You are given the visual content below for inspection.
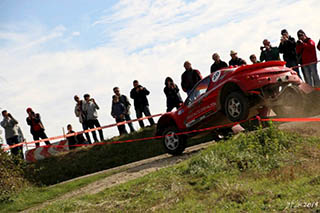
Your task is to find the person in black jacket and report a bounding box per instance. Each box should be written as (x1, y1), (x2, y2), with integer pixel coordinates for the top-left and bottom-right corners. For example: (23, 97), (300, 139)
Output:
(26, 107), (50, 147)
(111, 95), (128, 135)
(130, 80), (155, 128)
(210, 53), (228, 73)
(113, 87), (135, 133)
(229, 50), (247, 66)
(278, 29), (300, 77)
(181, 61), (202, 95)
(164, 77), (183, 112)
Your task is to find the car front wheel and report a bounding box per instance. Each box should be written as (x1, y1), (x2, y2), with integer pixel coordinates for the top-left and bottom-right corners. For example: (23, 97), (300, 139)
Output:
(224, 91), (249, 122)
(162, 126), (186, 155)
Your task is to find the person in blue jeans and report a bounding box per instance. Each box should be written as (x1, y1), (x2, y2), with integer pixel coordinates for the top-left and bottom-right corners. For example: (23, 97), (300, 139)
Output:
(1, 110), (23, 158)
(130, 80), (155, 128)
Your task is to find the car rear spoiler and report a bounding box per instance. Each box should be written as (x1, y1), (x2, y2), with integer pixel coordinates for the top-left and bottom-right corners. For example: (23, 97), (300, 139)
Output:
(232, 61), (286, 74)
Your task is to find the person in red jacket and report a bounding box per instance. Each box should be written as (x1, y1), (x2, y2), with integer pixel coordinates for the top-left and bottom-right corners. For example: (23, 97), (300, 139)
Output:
(296, 30), (320, 86)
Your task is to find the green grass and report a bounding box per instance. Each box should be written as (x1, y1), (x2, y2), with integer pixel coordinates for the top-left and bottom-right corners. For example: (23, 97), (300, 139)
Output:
(0, 167), (125, 212)
(35, 125), (320, 212)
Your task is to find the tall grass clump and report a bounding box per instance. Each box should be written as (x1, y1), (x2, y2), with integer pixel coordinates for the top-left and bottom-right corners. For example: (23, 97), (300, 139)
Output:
(182, 124), (296, 177)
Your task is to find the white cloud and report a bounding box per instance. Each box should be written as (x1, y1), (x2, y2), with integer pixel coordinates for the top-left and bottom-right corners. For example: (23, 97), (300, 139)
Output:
(1, 0), (320, 145)
(72, 31), (80, 36)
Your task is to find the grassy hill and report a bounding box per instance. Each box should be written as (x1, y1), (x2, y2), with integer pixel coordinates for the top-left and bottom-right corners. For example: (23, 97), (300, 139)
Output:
(19, 124), (320, 212)
(2, 123), (320, 212)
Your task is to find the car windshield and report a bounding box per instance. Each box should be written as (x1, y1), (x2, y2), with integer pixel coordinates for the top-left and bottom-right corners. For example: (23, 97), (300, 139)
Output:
(186, 77), (210, 105)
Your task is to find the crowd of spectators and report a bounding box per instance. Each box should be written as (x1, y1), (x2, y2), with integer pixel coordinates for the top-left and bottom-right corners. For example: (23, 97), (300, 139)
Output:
(1, 28), (320, 159)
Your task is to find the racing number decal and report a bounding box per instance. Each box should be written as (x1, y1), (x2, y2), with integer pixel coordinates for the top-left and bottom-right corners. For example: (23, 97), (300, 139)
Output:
(212, 71), (221, 82)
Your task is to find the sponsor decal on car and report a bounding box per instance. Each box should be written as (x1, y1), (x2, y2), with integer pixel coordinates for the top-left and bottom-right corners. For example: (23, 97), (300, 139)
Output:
(212, 71), (221, 82)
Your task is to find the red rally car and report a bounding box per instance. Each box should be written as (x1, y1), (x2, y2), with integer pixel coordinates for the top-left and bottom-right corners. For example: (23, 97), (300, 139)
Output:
(156, 61), (310, 155)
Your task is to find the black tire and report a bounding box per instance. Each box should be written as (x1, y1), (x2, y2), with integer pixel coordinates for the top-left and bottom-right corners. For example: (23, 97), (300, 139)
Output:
(162, 126), (186, 155)
(224, 91), (249, 122)
(272, 86), (305, 117)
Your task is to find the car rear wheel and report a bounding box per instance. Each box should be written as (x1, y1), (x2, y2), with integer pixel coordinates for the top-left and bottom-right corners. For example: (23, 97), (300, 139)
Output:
(162, 126), (186, 155)
(224, 91), (249, 122)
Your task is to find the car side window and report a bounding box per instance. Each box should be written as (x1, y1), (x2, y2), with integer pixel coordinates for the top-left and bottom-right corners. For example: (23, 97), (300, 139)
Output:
(186, 77), (210, 105)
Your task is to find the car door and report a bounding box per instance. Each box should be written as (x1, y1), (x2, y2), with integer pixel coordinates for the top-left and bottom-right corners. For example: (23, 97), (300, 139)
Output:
(184, 77), (211, 128)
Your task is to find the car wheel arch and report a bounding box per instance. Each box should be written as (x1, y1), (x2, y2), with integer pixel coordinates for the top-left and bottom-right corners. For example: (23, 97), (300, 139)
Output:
(219, 82), (243, 112)
(156, 115), (178, 136)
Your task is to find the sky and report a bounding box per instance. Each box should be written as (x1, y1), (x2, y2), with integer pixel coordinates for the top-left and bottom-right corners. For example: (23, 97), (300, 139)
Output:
(1, 0), (320, 147)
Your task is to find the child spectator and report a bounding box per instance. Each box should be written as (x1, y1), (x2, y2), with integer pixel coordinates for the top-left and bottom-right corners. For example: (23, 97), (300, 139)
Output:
(111, 95), (128, 135)
(66, 124), (87, 150)
(164, 77), (183, 112)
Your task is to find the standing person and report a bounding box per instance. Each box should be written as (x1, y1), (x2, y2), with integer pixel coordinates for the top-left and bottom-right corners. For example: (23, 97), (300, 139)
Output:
(66, 124), (77, 150)
(181, 61), (202, 95)
(113, 87), (135, 133)
(26, 107), (51, 147)
(164, 77), (183, 112)
(210, 53), (228, 73)
(74, 95), (91, 144)
(296, 30), (320, 86)
(82, 94), (104, 143)
(278, 29), (300, 77)
(249, 54), (260, 64)
(1, 110), (23, 158)
(229, 50), (247, 66)
(111, 95), (128, 135)
(130, 80), (155, 128)
(260, 39), (280, 62)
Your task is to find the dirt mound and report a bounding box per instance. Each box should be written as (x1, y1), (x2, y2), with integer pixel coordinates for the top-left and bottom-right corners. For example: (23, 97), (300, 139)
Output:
(279, 116), (320, 137)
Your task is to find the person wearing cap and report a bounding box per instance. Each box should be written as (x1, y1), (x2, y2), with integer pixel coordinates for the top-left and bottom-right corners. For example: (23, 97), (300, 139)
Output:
(229, 50), (246, 66)
(296, 29), (320, 86)
(1, 110), (23, 158)
(210, 53), (228, 73)
(278, 29), (300, 77)
(181, 61), (202, 95)
(249, 54), (260, 64)
(26, 108), (51, 147)
(82, 94), (104, 142)
(259, 39), (280, 62)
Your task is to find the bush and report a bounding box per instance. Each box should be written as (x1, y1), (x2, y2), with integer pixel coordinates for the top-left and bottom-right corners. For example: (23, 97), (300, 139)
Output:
(182, 124), (296, 177)
(0, 149), (28, 203)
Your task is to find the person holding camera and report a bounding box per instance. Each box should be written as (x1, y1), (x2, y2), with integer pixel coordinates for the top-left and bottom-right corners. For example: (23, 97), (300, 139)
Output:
(74, 95), (91, 144)
(296, 29), (320, 86)
(111, 95), (128, 135)
(259, 39), (280, 62)
(130, 80), (155, 128)
(82, 94), (104, 143)
(278, 29), (300, 77)
(113, 87), (135, 133)
(26, 107), (51, 147)
(1, 110), (23, 158)
(164, 77), (183, 112)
